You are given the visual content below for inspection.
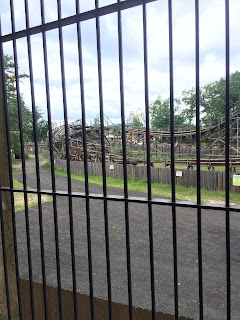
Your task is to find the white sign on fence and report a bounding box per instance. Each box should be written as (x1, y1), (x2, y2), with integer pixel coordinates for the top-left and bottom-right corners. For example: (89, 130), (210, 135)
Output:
(233, 175), (240, 186)
(176, 170), (183, 177)
(110, 164), (114, 170)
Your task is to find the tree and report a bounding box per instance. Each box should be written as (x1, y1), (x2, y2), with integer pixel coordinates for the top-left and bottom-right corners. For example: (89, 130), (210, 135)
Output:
(31, 106), (48, 142)
(132, 115), (142, 129)
(182, 88), (199, 126)
(4, 54), (48, 156)
(182, 71), (240, 126)
(201, 72), (240, 124)
(4, 55), (31, 157)
(150, 96), (184, 130)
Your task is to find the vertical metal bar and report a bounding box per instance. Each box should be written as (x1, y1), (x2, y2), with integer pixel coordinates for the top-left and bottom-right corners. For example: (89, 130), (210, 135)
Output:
(23, 1), (48, 318)
(0, 191), (11, 320)
(9, 1), (35, 318)
(225, 0), (231, 319)
(237, 116), (239, 153)
(56, 1), (78, 319)
(195, 1), (203, 319)
(142, 3), (155, 319)
(40, 1), (63, 318)
(75, 1), (95, 319)
(0, 20), (22, 320)
(117, 1), (133, 319)
(94, 1), (112, 319)
(168, 0), (178, 318)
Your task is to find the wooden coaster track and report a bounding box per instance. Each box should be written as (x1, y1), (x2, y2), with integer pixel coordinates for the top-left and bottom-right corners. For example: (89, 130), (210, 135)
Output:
(49, 110), (240, 168)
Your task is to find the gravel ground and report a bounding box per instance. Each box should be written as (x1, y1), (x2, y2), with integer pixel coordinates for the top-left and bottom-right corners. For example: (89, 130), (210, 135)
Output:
(14, 158), (240, 320)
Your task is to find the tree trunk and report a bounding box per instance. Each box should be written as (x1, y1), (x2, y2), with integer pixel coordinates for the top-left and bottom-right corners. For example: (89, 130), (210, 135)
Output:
(0, 58), (19, 319)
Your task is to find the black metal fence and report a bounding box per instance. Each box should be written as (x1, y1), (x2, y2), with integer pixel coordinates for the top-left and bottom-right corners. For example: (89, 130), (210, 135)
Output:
(0, 0), (236, 319)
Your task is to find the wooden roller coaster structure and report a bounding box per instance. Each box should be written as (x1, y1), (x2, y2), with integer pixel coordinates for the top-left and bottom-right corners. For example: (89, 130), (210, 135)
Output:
(52, 122), (110, 162)
(51, 109), (240, 169)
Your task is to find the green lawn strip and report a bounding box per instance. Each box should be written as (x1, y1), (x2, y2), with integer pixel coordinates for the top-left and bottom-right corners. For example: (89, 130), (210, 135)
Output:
(43, 162), (240, 205)
(13, 178), (52, 212)
(39, 152), (50, 160)
(25, 151), (49, 159)
(140, 162), (240, 173)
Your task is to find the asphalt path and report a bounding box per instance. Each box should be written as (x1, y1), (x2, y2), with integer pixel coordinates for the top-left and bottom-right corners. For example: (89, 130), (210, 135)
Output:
(14, 158), (240, 319)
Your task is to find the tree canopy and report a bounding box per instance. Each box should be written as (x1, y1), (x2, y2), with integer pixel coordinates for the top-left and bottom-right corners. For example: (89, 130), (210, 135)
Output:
(132, 115), (143, 129)
(4, 54), (48, 156)
(150, 70), (240, 129)
(200, 71), (240, 124)
(150, 97), (185, 130)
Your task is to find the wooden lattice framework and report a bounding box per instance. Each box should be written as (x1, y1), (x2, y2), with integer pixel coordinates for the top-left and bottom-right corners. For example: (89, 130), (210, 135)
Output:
(50, 110), (240, 169)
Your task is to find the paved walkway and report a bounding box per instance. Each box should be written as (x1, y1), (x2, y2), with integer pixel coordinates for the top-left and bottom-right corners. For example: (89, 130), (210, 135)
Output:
(14, 158), (240, 319)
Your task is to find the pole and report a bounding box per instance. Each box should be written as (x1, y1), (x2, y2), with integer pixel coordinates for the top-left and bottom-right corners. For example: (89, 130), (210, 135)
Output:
(237, 116), (239, 153)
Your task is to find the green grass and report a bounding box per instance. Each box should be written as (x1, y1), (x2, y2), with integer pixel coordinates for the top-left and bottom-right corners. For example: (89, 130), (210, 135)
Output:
(39, 152), (49, 159)
(138, 162), (240, 173)
(43, 162), (240, 205)
(149, 162), (230, 171)
(25, 151), (49, 159)
(11, 152), (51, 212)
(13, 178), (52, 212)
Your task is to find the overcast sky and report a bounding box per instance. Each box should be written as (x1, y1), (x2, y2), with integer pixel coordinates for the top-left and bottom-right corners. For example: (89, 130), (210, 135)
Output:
(1, 0), (240, 124)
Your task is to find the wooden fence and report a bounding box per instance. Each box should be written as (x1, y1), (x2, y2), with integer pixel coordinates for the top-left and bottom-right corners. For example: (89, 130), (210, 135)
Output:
(55, 159), (240, 193)
(19, 279), (193, 320)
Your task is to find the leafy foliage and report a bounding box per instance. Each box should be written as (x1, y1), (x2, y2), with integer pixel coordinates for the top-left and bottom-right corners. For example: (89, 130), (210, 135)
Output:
(4, 54), (48, 156)
(181, 71), (240, 125)
(132, 115), (142, 129)
(30, 106), (48, 142)
(150, 97), (185, 130)
(151, 71), (240, 128)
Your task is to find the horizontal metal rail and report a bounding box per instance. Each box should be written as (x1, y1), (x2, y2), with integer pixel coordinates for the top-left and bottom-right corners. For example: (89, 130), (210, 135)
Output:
(0, 0), (157, 43)
(1, 187), (239, 212)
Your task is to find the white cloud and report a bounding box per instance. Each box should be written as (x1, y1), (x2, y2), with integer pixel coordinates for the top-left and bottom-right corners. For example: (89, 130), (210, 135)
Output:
(2, 0), (240, 123)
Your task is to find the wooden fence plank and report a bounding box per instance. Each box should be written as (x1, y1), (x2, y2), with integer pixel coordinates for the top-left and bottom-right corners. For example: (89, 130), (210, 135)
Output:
(55, 160), (240, 193)
(77, 293), (91, 320)
(96, 298), (108, 320)
(20, 280), (194, 320)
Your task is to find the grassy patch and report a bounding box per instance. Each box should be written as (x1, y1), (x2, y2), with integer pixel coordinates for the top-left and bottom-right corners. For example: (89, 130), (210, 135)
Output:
(13, 178), (52, 212)
(139, 162), (240, 173)
(25, 151), (49, 159)
(43, 162), (240, 205)
(39, 152), (49, 159)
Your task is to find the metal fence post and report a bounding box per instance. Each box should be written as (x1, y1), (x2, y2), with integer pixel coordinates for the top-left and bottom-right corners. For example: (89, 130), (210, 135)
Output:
(0, 57), (19, 319)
